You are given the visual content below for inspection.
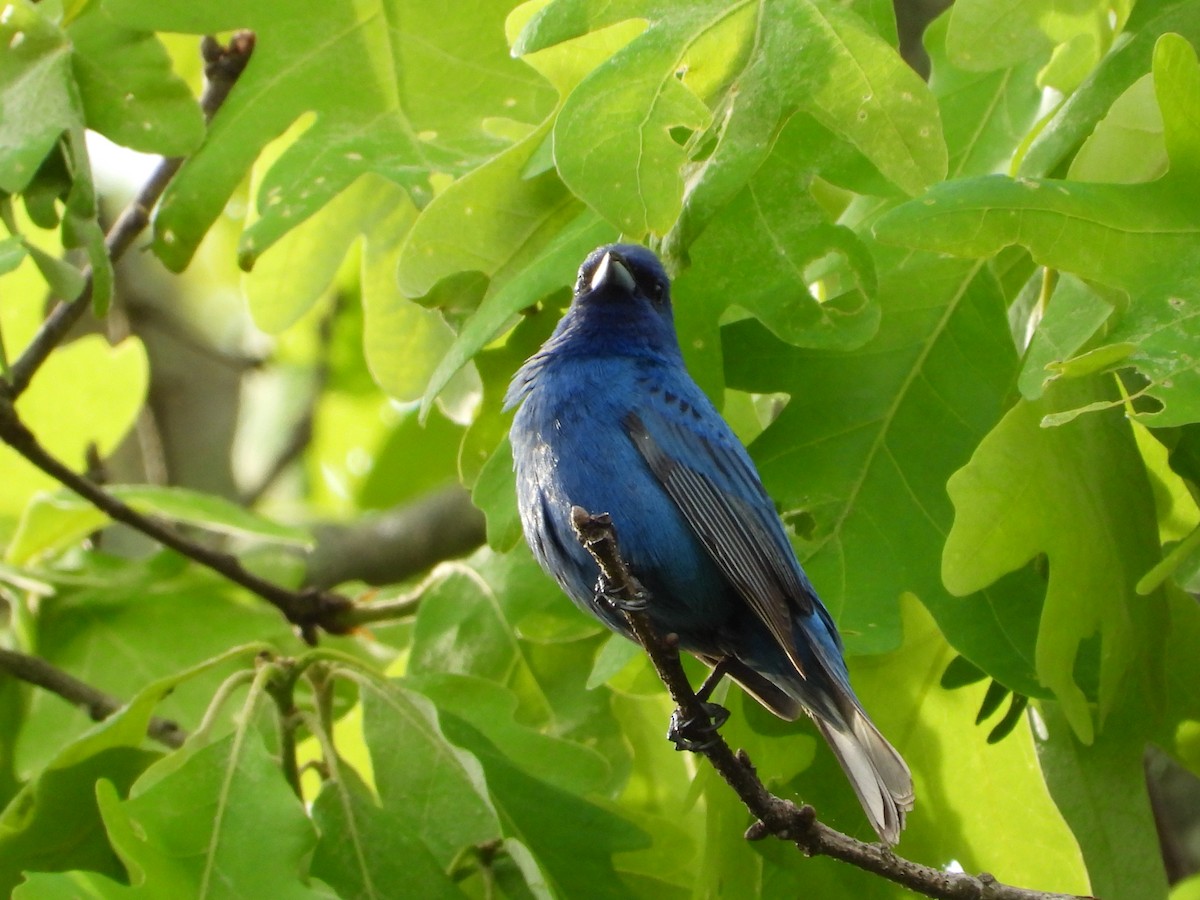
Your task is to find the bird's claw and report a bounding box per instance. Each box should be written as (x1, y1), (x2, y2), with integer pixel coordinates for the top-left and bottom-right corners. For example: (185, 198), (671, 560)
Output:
(595, 575), (649, 612)
(668, 702), (730, 751)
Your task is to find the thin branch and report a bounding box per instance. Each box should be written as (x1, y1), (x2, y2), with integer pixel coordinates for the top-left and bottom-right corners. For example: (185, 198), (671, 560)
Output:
(4, 32), (256, 398)
(569, 507), (1093, 900)
(0, 395), (353, 643)
(0, 648), (184, 748)
(240, 293), (340, 507)
(333, 591), (422, 627)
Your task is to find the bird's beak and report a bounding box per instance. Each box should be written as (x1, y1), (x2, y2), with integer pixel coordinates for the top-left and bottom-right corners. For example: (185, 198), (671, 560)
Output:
(589, 251), (637, 294)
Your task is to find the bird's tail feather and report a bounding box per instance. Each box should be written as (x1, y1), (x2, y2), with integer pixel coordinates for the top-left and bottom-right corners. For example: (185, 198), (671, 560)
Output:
(815, 710), (913, 845)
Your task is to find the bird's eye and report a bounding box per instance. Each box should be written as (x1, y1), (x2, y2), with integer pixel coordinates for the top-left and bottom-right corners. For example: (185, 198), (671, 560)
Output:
(649, 281), (666, 304)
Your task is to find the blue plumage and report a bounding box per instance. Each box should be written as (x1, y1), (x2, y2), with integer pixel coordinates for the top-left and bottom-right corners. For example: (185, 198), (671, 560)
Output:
(506, 244), (913, 843)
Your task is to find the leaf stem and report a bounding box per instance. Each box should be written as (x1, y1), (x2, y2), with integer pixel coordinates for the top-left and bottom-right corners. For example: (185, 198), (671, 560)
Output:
(265, 658), (304, 799)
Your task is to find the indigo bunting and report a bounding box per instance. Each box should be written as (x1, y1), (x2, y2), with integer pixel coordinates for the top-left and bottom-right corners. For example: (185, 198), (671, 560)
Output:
(506, 244), (913, 843)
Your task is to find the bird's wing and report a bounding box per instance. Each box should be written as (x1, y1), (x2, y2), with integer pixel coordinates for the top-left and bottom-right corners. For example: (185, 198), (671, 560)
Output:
(624, 407), (815, 677)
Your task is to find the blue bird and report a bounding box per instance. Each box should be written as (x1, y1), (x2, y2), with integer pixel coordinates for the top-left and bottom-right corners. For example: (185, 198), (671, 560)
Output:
(506, 244), (913, 843)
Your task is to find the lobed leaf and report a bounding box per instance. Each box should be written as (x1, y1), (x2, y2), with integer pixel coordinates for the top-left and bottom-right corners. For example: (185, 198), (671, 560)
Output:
(103, 0), (556, 270)
(942, 383), (1167, 742)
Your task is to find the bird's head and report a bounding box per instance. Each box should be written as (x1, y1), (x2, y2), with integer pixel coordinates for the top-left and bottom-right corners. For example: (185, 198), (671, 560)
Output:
(574, 244), (671, 309)
(505, 244), (681, 406)
(559, 244), (679, 352)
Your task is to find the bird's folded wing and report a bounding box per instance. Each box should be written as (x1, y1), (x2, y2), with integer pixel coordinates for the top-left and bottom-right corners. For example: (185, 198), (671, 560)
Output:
(623, 409), (814, 676)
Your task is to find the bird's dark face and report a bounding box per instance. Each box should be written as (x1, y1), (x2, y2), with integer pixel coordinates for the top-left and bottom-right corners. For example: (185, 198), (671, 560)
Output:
(515, 244), (684, 375)
(505, 244), (681, 405)
(573, 244), (673, 321)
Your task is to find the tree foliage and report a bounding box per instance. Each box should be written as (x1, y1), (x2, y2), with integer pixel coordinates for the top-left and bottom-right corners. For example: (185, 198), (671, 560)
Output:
(1, 0), (1199, 897)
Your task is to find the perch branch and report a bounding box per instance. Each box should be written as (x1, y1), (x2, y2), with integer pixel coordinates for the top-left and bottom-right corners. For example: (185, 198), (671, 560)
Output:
(4, 32), (256, 398)
(0, 648), (184, 748)
(569, 506), (1092, 900)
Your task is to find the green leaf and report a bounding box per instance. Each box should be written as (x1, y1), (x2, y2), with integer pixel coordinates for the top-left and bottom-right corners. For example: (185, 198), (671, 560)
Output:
(1036, 701), (1169, 900)
(99, 727), (320, 897)
(406, 548), (629, 774)
(356, 409), (465, 510)
(879, 34), (1200, 427)
(0, 336), (147, 524)
(434, 712), (649, 899)
(520, 0), (946, 238)
(103, 0), (555, 270)
(1021, 1), (1200, 177)
(925, 12), (1045, 179)
(360, 184), (467, 406)
(855, 599), (1088, 892)
(396, 122), (574, 300)
(242, 175), (402, 334)
(942, 382), (1167, 742)
(355, 678), (501, 867)
(1017, 274), (1116, 401)
(1058, 283), (1200, 427)
(1068, 74), (1167, 184)
(408, 673), (610, 797)
(7, 485), (312, 566)
(722, 249), (1027, 677)
(878, 35), (1200, 286)
(671, 114), (882, 399)
(0, 237), (28, 276)
(0, 644), (266, 896)
(874, 172), (1200, 295)
(1175, 874), (1200, 900)
(0, 1), (81, 194)
(68, 1), (204, 155)
(472, 437), (523, 552)
(945, 0), (1131, 88)
(416, 208), (614, 417)
(0, 747), (160, 897)
(311, 761), (465, 900)
(410, 562), (555, 724)
(22, 243), (85, 301)
(16, 563), (296, 774)
(550, 13), (711, 235)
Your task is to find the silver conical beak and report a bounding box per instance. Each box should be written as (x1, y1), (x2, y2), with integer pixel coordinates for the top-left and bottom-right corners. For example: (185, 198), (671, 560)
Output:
(589, 251), (637, 293)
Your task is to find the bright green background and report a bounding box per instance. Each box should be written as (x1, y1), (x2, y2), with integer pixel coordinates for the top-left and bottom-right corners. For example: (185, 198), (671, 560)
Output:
(3, 0), (1200, 897)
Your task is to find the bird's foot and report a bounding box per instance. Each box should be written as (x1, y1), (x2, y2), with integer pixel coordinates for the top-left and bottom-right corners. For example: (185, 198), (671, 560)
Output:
(595, 574), (649, 612)
(668, 702), (730, 752)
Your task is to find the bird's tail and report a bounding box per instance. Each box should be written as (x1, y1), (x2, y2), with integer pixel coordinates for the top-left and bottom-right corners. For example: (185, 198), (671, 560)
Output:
(814, 707), (913, 845)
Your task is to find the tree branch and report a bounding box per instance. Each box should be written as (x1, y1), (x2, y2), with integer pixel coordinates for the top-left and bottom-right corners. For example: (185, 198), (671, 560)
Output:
(569, 507), (1093, 900)
(3, 32), (255, 398)
(304, 486), (485, 590)
(0, 648), (184, 748)
(0, 395), (353, 643)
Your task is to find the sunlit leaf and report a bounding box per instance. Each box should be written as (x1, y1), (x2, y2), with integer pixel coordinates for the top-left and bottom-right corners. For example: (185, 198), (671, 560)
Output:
(942, 382), (1167, 741)
(103, 0), (556, 270)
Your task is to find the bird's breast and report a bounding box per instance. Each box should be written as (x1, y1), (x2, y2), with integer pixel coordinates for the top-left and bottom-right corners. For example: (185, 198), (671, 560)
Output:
(511, 358), (740, 645)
